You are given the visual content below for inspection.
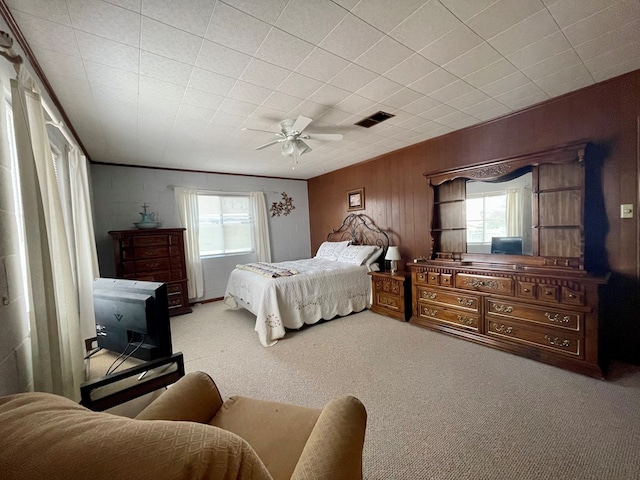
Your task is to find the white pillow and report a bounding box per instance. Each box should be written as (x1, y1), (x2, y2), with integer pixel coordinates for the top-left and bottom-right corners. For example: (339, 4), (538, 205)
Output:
(315, 241), (349, 261)
(337, 245), (379, 265)
(365, 246), (383, 266)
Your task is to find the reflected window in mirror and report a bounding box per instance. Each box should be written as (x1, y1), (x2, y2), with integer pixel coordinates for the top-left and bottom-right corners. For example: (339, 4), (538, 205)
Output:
(465, 172), (533, 255)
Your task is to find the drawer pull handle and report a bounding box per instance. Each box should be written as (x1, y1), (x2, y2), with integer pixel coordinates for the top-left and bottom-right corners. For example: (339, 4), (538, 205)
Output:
(457, 297), (474, 307)
(545, 313), (571, 324)
(544, 290), (554, 295)
(424, 308), (438, 317)
(464, 278), (500, 289)
(457, 315), (474, 325)
(544, 335), (570, 348)
(568, 294), (577, 299)
(381, 298), (395, 306)
(492, 304), (513, 313)
(493, 324), (513, 334)
(146, 262), (160, 268)
(523, 288), (531, 293)
(423, 292), (437, 300)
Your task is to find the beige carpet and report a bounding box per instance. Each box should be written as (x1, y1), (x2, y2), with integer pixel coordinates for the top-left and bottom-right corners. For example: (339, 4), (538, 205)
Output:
(170, 301), (640, 480)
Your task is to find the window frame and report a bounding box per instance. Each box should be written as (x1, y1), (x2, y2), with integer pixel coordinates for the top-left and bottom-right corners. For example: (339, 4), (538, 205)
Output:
(197, 193), (254, 258)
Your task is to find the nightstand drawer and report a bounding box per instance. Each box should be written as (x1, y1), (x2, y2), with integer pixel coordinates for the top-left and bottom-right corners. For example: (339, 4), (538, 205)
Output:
(375, 293), (401, 312)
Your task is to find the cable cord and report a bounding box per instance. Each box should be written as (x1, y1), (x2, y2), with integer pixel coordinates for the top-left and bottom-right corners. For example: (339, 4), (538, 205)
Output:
(105, 335), (147, 376)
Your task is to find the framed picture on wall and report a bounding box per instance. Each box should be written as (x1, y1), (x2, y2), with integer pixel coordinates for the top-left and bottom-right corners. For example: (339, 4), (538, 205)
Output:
(347, 188), (365, 211)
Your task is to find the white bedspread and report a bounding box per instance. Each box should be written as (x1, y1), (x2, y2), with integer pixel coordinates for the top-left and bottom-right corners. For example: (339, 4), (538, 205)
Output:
(224, 258), (372, 346)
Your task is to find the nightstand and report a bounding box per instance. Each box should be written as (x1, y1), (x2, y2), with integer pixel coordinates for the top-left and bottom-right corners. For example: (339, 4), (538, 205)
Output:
(368, 271), (411, 321)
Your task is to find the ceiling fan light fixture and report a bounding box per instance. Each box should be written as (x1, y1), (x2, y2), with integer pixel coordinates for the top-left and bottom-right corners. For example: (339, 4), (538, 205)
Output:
(281, 139), (295, 156)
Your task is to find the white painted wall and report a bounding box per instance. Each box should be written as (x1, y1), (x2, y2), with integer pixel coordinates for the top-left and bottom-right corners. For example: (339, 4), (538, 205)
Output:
(90, 164), (310, 301)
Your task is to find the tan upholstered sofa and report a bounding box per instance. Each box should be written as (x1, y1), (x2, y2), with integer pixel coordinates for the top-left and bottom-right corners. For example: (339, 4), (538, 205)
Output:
(0, 371), (367, 480)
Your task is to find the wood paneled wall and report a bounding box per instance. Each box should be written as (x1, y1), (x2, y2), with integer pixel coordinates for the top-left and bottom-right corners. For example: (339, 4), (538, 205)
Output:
(309, 69), (640, 279)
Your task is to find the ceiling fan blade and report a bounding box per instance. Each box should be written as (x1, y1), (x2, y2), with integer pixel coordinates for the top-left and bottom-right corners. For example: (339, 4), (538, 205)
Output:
(255, 139), (283, 150)
(242, 127), (284, 136)
(305, 133), (343, 141)
(292, 115), (313, 133)
(296, 140), (311, 155)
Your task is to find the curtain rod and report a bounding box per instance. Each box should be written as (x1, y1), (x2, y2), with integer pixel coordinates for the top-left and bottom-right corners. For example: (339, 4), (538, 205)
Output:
(167, 185), (281, 195)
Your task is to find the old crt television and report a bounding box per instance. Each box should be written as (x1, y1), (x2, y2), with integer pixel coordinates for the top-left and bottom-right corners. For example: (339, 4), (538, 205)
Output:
(93, 278), (172, 361)
(491, 236), (523, 255)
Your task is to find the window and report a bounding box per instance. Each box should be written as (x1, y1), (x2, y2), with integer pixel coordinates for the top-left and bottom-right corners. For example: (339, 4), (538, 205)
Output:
(466, 193), (507, 244)
(198, 194), (253, 256)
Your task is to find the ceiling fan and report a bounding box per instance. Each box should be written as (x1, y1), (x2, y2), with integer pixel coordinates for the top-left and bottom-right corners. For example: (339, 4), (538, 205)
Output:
(242, 115), (343, 168)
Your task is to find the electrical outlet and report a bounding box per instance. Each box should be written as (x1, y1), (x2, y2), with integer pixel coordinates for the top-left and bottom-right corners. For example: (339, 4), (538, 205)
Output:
(620, 204), (634, 218)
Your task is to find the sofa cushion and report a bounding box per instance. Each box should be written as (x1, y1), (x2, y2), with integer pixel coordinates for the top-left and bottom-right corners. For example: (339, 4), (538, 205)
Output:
(0, 392), (272, 480)
(210, 396), (321, 480)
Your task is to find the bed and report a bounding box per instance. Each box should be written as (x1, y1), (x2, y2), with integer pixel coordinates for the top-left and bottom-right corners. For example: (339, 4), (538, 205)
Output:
(223, 214), (389, 346)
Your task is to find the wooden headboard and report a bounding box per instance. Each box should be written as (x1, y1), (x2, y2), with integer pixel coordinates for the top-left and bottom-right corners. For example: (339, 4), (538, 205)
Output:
(327, 214), (389, 250)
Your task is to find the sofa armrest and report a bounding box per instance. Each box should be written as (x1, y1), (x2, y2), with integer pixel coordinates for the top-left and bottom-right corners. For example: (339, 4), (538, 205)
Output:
(135, 371), (223, 424)
(291, 396), (367, 480)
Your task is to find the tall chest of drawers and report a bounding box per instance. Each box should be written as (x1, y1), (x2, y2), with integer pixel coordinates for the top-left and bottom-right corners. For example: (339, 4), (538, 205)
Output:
(409, 262), (607, 378)
(108, 228), (192, 316)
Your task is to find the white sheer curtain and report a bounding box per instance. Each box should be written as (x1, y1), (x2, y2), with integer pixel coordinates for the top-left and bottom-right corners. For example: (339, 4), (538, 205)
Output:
(174, 187), (204, 299)
(506, 188), (523, 237)
(11, 72), (84, 400)
(68, 147), (100, 341)
(250, 192), (271, 263)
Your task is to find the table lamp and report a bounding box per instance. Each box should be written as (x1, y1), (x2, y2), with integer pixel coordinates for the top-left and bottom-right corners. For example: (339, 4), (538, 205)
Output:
(385, 246), (401, 275)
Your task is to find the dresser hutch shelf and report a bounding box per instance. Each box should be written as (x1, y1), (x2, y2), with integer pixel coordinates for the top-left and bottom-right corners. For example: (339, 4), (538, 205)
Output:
(108, 228), (192, 316)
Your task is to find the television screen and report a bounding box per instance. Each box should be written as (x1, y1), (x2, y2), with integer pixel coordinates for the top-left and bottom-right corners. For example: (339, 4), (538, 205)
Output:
(93, 278), (172, 361)
(491, 236), (523, 255)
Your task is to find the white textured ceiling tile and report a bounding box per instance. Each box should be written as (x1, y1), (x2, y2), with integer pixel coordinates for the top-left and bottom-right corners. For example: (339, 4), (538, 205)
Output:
(218, 97), (258, 116)
(104, 0), (141, 12)
(429, 80), (475, 103)
(535, 67), (594, 96)
(462, 98), (508, 117)
(296, 48), (350, 83)
(66, 0), (140, 47)
(10, 11), (80, 56)
(419, 24), (484, 66)
(262, 91), (304, 113)
(317, 108), (354, 125)
(240, 59), (291, 90)
(351, 0), (426, 32)
(139, 78), (186, 108)
(420, 103), (458, 121)
(196, 40), (252, 78)
(334, 94), (378, 114)
(402, 95), (443, 115)
(590, 56), (640, 82)
(474, 104), (512, 121)
(396, 115), (431, 130)
(575, 19), (640, 60)
(547, 0), (625, 28)
(222, 0), (289, 24)
(4, 0), (72, 25)
(446, 88), (491, 110)
(255, 29), (315, 70)
(141, 17), (203, 64)
(308, 84), (351, 107)
(410, 68), (459, 95)
(507, 31), (572, 69)
(463, 58), (518, 88)
(288, 100), (329, 120)
(494, 82), (547, 106)
(140, 51), (192, 85)
(278, 72), (323, 98)
(31, 48), (86, 78)
(205, 2), (272, 55)
(381, 88), (423, 109)
(508, 90), (549, 110)
(355, 36), (414, 75)
(210, 110), (246, 128)
(522, 49), (582, 81)
(438, 0), (498, 22)
(188, 68), (237, 96)
(182, 88), (225, 110)
(443, 42), (503, 77)
(489, 9), (560, 57)
(276, 0), (347, 44)
(356, 76), (403, 102)
(583, 40), (640, 74)
(391, 1), (462, 51)
(384, 54), (438, 85)
(141, 0), (215, 36)
(228, 80), (273, 105)
(438, 110), (475, 127)
(76, 31), (139, 73)
(467, 0), (545, 39)
(563, 0), (640, 46)
(319, 14), (385, 61)
(84, 61), (139, 92)
(480, 71), (530, 97)
(328, 63), (379, 91)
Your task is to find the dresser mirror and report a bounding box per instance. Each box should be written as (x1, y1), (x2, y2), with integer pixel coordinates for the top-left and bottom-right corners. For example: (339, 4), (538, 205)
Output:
(427, 142), (591, 270)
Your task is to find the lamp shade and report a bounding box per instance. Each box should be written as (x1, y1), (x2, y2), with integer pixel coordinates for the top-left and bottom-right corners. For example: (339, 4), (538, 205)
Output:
(385, 246), (401, 261)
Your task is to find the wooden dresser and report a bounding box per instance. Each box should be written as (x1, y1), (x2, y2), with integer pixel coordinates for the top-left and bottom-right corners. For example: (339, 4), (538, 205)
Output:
(108, 228), (192, 316)
(369, 271), (411, 321)
(411, 142), (609, 378)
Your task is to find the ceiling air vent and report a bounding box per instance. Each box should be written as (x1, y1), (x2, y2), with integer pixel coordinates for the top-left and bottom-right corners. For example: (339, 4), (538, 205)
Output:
(355, 111), (395, 128)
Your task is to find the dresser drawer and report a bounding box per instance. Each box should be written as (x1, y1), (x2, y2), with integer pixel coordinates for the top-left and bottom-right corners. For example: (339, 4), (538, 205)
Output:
(486, 319), (582, 357)
(455, 273), (513, 295)
(135, 258), (172, 273)
(416, 286), (480, 312)
(486, 298), (581, 331)
(122, 246), (170, 260)
(417, 304), (480, 331)
(132, 235), (170, 247)
(414, 271), (428, 285)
